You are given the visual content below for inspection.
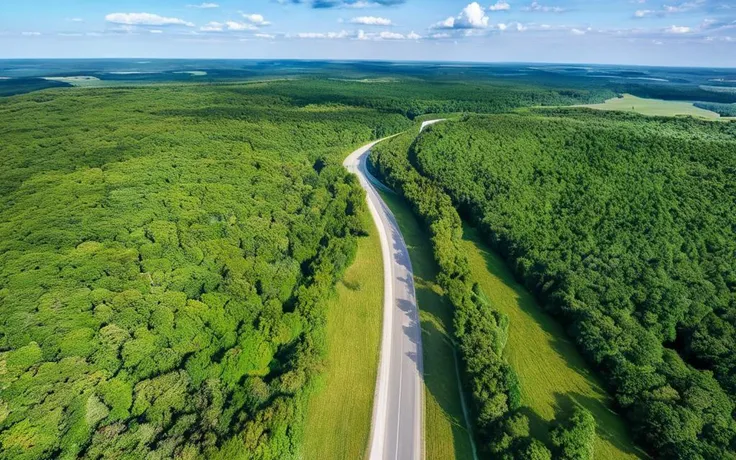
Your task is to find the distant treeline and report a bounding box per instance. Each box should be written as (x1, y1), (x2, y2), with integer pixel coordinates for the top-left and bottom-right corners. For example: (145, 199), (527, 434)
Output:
(411, 111), (736, 458)
(0, 77), (70, 97)
(694, 101), (736, 117)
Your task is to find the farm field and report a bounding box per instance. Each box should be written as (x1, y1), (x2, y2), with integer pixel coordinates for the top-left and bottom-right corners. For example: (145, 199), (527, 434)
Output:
(303, 212), (383, 460)
(460, 225), (642, 459)
(380, 191), (475, 460)
(578, 93), (720, 118)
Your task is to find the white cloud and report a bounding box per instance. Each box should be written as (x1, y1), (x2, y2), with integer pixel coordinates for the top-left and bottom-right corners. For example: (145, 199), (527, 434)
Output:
(241, 14), (271, 26)
(570, 28), (585, 35)
(105, 12), (194, 27)
(200, 21), (225, 31)
(434, 2), (490, 29)
(488, 1), (511, 11)
(523, 2), (565, 13)
(21, 31), (41, 36)
(357, 29), (422, 40)
(665, 25), (692, 33)
(150, 29), (164, 34)
(350, 16), (393, 26)
(255, 33), (276, 39)
(68, 18), (84, 22)
(634, 9), (654, 17)
(225, 20), (257, 31)
(187, 2), (219, 8)
(297, 30), (350, 39)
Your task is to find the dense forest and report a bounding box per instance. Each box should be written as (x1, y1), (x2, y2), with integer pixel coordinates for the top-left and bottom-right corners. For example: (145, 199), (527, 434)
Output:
(0, 79), (614, 459)
(0, 83), (412, 459)
(372, 132), (565, 459)
(406, 111), (736, 458)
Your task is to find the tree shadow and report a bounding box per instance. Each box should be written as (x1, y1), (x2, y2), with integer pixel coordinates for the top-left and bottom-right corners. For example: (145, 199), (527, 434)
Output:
(551, 393), (648, 458)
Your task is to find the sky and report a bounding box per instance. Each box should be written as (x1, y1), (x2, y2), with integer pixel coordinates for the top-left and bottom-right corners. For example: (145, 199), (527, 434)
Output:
(0, 0), (734, 66)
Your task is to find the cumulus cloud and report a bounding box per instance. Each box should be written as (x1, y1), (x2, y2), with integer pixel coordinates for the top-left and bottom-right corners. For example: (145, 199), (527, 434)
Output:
(200, 21), (225, 31)
(523, 2), (565, 13)
(434, 2), (490, 29)
(665, 24), (692, 33)
(225, 20), (257, 31)
(105, 12), (194, 27)
(488, 1), (511, 11)
(570, 28), (585, 35)
(241, 14), (271, 25)
(350, 16), (393, 25)
(187, 2), (219, 8)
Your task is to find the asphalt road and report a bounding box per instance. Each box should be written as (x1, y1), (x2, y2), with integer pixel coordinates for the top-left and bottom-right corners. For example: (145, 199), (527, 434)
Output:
(344, 138), (424, 460)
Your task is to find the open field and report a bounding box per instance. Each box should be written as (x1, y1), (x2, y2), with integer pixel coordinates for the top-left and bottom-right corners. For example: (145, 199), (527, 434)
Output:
(460, 226), (644, 459)
(578, 93), (720, 118)
(43, 76), (101, 86)
(303, 212), (384, 460)
(380, 192), (475, 460)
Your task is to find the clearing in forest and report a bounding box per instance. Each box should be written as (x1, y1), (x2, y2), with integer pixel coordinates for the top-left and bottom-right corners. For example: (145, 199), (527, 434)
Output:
(578, 93), (719, 118)
(461, 226), (645, 459)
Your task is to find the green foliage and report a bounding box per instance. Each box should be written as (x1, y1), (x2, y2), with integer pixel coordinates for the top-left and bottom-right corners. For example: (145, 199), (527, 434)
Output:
(371, 132), (541, 457)
(0, 81), (410, 459)
(412, 111), (736, 458)
(693, 101), (736, 117)
(550, 407), (596, 460)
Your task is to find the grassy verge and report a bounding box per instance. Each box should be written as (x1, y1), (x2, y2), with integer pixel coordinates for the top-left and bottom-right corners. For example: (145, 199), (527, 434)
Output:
(576, 93), (719, 119)
(380, 191), (475, 460)
(302, 212), (383, 460)
(461, 225), (646, 459)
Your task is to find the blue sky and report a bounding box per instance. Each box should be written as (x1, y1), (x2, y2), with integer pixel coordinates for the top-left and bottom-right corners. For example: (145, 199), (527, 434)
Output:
(0, 0), (734, 66)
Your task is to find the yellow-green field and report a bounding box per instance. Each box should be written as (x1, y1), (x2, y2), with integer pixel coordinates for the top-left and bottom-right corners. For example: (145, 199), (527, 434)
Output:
(302, 212), (383, 460)
(381, 192), (476, 460)
(461, 226), (645, 459)
(578, 93), (719, 119)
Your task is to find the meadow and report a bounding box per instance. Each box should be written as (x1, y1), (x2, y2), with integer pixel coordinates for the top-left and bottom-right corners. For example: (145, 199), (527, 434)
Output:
(578, 93), (720, 118)
(461, 226), (641, 459)
(303, 212), (383, 460)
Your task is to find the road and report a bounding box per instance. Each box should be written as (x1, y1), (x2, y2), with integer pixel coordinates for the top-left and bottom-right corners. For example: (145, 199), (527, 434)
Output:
(344, 136), (423, 460)
(343, 121), (444, 460)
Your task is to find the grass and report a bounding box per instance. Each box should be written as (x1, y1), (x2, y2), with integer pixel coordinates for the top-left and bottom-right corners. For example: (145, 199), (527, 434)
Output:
(461, 225), (646, 459)
(578, 93), (720, 119)
(380, 191), (476, 460)
(302, 211), (383, 460)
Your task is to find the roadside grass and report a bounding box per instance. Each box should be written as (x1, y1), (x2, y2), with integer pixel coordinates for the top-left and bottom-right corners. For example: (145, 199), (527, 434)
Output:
(461, 225), (646, 459)
(577, 93), (719, 119)
(380, 191), (476, 460)
(302, 211), (383, 460)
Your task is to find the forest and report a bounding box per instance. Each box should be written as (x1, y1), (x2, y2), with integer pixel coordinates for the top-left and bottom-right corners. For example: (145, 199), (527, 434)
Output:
(0, 78), (613, 459)
(0, 82), (412, 459)
(404, 110), (736, 458)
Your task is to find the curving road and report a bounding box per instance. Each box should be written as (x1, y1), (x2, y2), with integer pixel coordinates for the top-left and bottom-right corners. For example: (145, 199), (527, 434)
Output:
(344, 138), (423, 460)
(343, 121), (444, 460)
